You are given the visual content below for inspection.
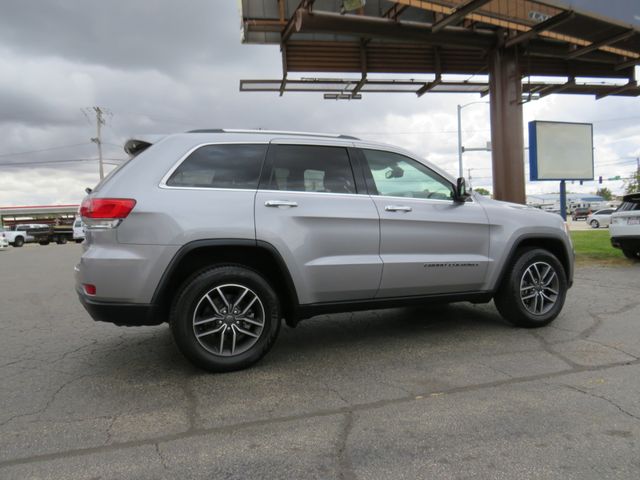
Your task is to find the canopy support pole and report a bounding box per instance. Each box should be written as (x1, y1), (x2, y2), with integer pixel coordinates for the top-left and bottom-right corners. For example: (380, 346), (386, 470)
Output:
(489, 47), (526, 204)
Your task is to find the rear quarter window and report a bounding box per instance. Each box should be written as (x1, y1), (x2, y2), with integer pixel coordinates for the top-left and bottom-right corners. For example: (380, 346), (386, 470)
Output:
(166, 144), (267, 189)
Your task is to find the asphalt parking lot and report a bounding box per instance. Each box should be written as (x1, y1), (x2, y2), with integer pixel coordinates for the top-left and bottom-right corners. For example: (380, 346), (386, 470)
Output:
(1, 245), (639, 479)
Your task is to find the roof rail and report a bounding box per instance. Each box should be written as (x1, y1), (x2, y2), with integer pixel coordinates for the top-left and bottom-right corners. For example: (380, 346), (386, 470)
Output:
(186, 128), (359, 140)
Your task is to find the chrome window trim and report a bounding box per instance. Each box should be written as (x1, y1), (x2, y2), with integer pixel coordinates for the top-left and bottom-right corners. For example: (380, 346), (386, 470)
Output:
(372, 194), (460, 205)
(158, 141), (270, 190)
(257, 189), (363, 198)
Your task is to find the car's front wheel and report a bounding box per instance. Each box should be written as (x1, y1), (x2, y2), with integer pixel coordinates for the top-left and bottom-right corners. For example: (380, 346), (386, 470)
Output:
(622, 249), (640, 261)
(170, 265), (281, 372)
(590, 220), (599, 228)
(494, 248), (568, 328)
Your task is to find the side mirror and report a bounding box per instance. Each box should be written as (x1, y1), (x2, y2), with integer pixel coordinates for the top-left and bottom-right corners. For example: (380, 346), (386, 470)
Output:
(454, 177), (469, 203)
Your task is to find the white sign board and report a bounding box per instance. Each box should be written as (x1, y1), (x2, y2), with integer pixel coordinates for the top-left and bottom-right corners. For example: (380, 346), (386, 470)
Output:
(529, 121), (594, 181)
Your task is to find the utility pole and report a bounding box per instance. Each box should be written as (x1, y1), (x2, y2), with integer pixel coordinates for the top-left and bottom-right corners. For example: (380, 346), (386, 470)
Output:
(457, 104), (463, 179)
(91, 107), (105, 180)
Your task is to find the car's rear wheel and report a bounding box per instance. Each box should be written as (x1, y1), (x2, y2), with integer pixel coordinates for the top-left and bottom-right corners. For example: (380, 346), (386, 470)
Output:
(13, 236), (24, 247)
(170, 265), (281, 372)
(622, 249), (640, 260)
(39, 241), (50, 246)
(590, 220), (599, 228)
(494, 248), (567, 328)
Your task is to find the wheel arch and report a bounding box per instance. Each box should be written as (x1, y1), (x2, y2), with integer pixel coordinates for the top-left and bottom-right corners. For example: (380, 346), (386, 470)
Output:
(152, 239), (300, 325)
(494, 234), (573, 292)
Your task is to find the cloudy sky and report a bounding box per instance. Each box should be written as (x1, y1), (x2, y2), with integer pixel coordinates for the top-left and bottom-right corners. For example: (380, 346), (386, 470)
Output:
(0, 0), (638, 206)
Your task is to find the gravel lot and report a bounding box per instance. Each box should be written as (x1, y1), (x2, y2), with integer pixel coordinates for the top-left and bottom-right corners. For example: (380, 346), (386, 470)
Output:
(1, 244), (639, 479)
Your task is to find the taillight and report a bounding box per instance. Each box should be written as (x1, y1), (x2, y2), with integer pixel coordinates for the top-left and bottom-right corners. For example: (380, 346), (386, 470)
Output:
(80, 198), (136, 229)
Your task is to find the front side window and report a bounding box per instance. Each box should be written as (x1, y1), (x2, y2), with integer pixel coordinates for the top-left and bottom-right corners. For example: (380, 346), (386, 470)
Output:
(362, 149), (454, 201)
(267, 145), (356, 194)
(166, 144), (267, 189)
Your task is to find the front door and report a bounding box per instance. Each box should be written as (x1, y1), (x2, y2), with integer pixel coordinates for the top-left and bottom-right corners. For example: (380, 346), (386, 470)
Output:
(358, 148), (490, 297)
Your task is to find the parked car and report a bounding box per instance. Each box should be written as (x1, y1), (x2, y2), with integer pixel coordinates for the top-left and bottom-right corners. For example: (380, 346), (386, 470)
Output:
(76, 129), (574, 372)
(2, 224), (49, 247)
(610, 192), (640, 260)
(72, 217), (85, 243)
(571, 207), (591, 221)
(587, 208), (615, 228)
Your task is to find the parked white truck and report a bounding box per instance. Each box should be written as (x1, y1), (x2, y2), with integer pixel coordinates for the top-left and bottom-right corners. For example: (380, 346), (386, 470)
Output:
(2, 224), (48, 247)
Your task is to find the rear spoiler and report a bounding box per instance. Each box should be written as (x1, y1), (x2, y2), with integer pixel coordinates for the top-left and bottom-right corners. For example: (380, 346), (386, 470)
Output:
(123, 135), (166, 157)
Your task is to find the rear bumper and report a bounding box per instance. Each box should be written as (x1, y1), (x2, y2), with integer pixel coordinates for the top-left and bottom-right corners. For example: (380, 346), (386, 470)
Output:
(77, 291), (164, 326)
(611, 236), (640, 250)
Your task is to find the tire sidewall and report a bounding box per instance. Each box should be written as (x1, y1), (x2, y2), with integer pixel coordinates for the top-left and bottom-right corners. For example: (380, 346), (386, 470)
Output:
(499, 248), (568, 327)
(170, 266), (280, 372)
(14, 236), (24, 247)
(590, 220), (599, 228)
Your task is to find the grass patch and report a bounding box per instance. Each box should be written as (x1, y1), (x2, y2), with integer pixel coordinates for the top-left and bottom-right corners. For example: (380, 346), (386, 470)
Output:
(570, 230), (634, 266)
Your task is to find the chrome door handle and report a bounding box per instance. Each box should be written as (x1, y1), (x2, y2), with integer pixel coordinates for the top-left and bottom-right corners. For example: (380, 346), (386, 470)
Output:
(385, 205), (412, 212)
(265, 200), (298, 207)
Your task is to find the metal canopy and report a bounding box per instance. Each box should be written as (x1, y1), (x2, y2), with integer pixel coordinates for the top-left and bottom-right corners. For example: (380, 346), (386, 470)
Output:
(240, 0), (640, 97)
(238, 0), (640, 204)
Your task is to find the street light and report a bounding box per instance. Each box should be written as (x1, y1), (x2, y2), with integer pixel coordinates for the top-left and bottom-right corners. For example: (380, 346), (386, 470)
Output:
(457, 101), (490, 179)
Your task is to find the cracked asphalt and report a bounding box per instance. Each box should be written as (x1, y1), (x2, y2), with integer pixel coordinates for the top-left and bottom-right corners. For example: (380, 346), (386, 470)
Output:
(1, 244), (639, 479)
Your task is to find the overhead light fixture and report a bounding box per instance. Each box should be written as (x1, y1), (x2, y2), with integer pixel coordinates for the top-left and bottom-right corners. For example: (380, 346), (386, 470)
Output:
(324, 93), (362, 100)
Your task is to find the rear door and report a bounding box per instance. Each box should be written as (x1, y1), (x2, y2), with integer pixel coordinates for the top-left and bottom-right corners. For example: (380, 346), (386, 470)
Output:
(357, 147), (490, 297)
(255, 140), (382, 304)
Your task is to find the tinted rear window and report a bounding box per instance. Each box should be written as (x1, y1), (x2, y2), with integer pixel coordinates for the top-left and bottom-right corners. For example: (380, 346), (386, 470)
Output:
(167, 144), (267, 189)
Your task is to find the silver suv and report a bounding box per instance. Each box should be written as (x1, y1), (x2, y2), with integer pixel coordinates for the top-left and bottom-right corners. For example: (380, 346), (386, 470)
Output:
(76, 129), (574, 372)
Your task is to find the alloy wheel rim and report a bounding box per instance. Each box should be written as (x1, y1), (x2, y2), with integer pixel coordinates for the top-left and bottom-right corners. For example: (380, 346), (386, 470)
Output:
(519, 262), (560, 316)
(192, 284), (265, 357)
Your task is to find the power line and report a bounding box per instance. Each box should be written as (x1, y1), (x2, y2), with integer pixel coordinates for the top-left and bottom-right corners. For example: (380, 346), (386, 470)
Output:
(0, 158), (125, 167)
(0, 158), (97, 167)
(0, 142), (91, 158)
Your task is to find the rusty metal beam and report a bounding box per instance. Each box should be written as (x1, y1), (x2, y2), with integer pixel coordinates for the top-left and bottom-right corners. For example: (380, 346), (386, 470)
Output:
(596, 80), (638, 100)
(415, 77), (441, 97)
(294, 10), (494, 50)
(538, 78), (576, 97)
(504, 10), (575, 48)
(566, 30), (637, 60)
(352, 40), (368, 95)
(279, 46), (288, 96)
(282, 0), (316, 43)
(416, 44), (442, 96)
(614, 57), (640, 71)
(431, 0), (492, 33)
(383, 3), (409, 20)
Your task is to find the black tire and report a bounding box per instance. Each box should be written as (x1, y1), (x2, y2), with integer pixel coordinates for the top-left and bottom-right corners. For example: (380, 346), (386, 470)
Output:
(494, 248), (568, 328)
(590, 220), (599, 229)
(13, 236), (24, 247)
(56, 237), (68, 245)
(622, 249), (640, 261)
(39, 241), (50, 246)
(75, 239), (84, 244)
(170, 265), (281, 372)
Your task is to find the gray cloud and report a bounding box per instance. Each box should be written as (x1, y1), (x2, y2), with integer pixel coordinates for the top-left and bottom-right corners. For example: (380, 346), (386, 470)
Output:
(0, 1), (638, 206)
